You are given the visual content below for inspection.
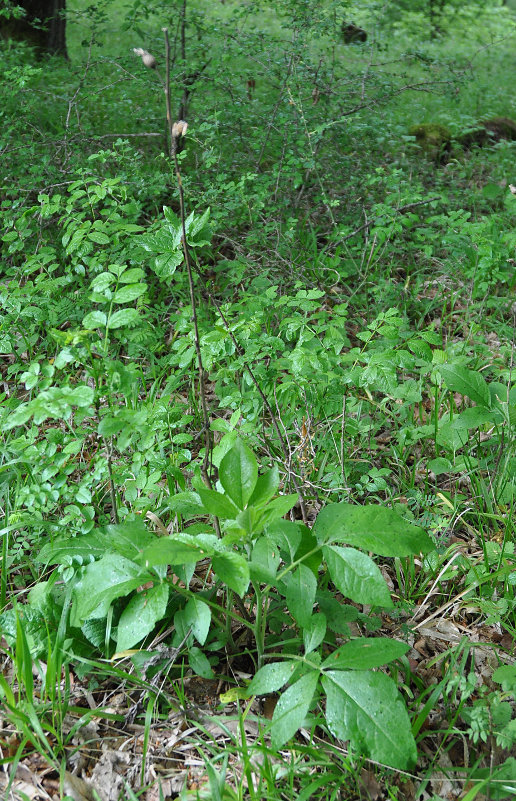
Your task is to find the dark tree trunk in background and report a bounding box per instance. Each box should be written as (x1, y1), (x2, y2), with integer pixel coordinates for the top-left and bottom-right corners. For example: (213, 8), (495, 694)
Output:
(1, 0), (67, 58)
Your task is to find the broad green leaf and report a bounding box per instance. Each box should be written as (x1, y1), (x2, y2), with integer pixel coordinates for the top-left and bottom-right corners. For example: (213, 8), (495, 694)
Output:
(5, 404), (32, 430)
(248, 465), (280, 507)
(285, 564), (317, 627)
(303, 613), (327, 655)
(322, 638), (409, 670)
(271, 671), (319, 749)
(104, 520), (156, 560)
(450, 406), (500, 429)
(90, 272), (115, 291)
(322, 670), (417, 770)
(187, 206), (211, 240)
(98, 416), (124, 437)
(67, 385), (94, 406)
(250, 536), (281, 584)
(189, 646), (214, 679)
(168, 491), (204, 517)
(219, 440), (258, 510)
(266, 520), (302, 562)
(112, 283), (147, 304)
(118, 268), (145, 283)
(314, 502), (434, 557)
(234, 506), (261, 537)
(81, 618), (107, 648)
(427, 457), (453, 475)
(212, 550), (250, 597)
(37, 530), (108, 564)
(83, 310), (107, 329)
(248, 661), (297, 695)
(258, 494), (299, 527)
(116, 583), (169, 651)
(107, 308), (140, 329)
(436, 420), (468, 450)
(197, 487), (240, 519)
(317, 591), (358, 636)
(183, 597), (211, 646)
(72, 555), (149, 623)
(153, 250), (183, 279)
(323, 545), (393, 608)
(293, 525), (322, 576)
(87, 231), (110, 245)
(407, 339), (433, 361)
(139, 535), (214, 567)
(440, 364), (491, 407)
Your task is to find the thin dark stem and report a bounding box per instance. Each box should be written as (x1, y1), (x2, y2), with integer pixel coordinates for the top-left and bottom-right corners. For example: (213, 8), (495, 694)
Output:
(163, 29), (173, 156)
(163, 29), (214, 500)
(104, 439), (119, 525)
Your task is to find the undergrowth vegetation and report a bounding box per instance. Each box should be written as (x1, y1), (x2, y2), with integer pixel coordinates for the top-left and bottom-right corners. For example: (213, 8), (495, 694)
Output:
(2, 0), (516, 798)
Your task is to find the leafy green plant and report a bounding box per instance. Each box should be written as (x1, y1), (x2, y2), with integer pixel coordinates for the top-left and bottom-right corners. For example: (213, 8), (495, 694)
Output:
(20, 438), (435, 769)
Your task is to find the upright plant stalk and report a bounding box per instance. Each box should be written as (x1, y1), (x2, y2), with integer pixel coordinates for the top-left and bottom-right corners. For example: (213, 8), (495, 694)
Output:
(163, 27), (213, 492)
(161, 27), (306, 523)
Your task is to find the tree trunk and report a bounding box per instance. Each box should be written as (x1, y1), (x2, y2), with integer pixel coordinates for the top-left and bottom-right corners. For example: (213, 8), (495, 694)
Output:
(1, 0), (67, 58)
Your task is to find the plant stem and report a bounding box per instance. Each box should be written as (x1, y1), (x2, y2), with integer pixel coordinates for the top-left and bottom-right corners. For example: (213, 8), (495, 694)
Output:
(163, 28), (214, 500)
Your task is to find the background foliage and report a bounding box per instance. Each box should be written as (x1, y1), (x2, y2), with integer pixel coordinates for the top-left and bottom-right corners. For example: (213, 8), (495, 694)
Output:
(2, 0), (516, 798)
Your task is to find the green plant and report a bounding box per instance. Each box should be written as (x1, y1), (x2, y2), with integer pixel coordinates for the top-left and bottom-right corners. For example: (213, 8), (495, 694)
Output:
(15, 437), (435, 770)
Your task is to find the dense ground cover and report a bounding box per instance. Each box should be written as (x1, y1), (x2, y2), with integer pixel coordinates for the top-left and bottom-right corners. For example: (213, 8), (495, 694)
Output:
(2, 0), (516, 798)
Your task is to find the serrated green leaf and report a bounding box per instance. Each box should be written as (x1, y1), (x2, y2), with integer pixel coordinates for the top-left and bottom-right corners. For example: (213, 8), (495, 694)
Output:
(314, 502), (434, 556)
(322, 638), (409, 670)
(440, 364), (491, 407)
(117, 583), (169, 651)
(323, 545), (393, 608)
(408, 339), (433, 361)
(322, 670), (417, 770)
